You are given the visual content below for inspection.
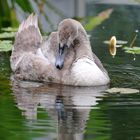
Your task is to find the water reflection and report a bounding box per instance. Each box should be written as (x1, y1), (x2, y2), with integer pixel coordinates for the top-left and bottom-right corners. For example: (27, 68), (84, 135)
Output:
(11, 79), (108, 140)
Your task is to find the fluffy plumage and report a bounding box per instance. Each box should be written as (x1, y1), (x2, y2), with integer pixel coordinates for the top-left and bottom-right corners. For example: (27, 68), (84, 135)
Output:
(10, 14), (110, 86)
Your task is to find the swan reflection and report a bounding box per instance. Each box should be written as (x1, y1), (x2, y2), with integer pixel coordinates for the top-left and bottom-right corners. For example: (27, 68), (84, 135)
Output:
(11, 80), (108, 140)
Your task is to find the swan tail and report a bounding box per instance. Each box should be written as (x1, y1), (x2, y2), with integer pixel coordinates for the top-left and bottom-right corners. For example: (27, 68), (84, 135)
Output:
(11, 14), (42, 71)
(14, 13), (42, 53)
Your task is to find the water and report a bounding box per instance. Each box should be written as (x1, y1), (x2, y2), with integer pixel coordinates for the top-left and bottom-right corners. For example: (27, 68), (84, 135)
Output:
(0, 2), (140, 140)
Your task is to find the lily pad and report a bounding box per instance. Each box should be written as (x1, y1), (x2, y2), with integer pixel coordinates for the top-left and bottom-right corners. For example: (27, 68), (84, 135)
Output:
(0, 32), (16, 39)
(123, 46), (140, 54)
(0, 40), (13, 52)
(105, 87), (139, 94)
(1, 27), (18, 32)
(103, 40), (128, 46)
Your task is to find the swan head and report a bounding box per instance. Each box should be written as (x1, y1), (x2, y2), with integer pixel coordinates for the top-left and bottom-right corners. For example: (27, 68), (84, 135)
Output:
(55, 19), (79, 69)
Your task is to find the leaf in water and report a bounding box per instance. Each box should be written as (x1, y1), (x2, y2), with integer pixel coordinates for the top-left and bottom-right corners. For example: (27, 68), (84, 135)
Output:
(103, 40), (110, 44)
(105, 87), (139, 94)
(123, 46), (140, 54)
(116, 40), (128, 45)
(0, 32), (16, 39)
(103, 40), (128, 46)
(0, 40), (13, 52)
(1, 27), (18, 32)
(84, 9), (113, 31)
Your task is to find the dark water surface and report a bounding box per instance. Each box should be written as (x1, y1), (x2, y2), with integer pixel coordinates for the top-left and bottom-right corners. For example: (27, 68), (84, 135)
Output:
(0, 2), (140, 140)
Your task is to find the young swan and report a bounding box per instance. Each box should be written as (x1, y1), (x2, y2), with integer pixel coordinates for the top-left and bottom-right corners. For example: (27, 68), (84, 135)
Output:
(10, 14), (110, 86)
(54, 19), (110, 86)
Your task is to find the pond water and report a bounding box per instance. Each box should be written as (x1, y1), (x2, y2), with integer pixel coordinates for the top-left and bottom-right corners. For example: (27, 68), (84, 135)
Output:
(0, 2), (140, 140)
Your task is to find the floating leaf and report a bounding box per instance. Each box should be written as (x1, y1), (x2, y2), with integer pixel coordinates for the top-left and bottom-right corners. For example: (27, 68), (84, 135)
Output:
(0, 40), (13, 52)
(123, 46), (140, 54)
(103, 40), (128, 46)
(0, 40), (12, 43)
(116, 40), (128, 45)
(0, 32), (16, 39)
(103, 40), (110, 44)
(84, 9), (113, 31)
(1, 27), (18, 32)
(105, 87), (139, 94)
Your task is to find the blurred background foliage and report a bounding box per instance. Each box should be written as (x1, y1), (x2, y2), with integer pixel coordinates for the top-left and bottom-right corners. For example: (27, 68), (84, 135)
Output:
(0, 0), (114, 52)
(0, 0), (65, 31)
(0, 0), (113, 33)
(0, 1), (71, 34)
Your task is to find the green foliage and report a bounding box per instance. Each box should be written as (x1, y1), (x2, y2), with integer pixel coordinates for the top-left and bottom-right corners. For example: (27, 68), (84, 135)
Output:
(14, 0), (32, 12)
(84, 9), (113, 31)
(0, 32), (16, 39)
(0, 40), (13, 52)
(1, 27), (18, 32)
(123, 46), (140, 54)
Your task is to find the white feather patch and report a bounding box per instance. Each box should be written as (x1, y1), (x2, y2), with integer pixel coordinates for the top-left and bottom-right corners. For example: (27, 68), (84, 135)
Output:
(36, 48), (48, 61)
(71, 58), (109, 86)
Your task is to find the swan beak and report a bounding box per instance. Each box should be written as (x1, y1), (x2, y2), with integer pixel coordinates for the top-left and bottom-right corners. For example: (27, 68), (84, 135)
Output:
(55, 44), (68, 70)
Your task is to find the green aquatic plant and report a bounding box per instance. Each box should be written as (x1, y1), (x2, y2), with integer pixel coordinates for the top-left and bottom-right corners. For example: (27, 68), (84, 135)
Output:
(0, 27), (16, 52)
(123, 34), (140, 55)
(0, 40), (12, 52)
(1, 27), (18, 32)
(123, 47), (140, 54)
(0, 32), (16, 39)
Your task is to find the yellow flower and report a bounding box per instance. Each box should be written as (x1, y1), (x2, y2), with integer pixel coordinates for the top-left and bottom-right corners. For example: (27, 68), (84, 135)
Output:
(109, 36), (116, 57)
